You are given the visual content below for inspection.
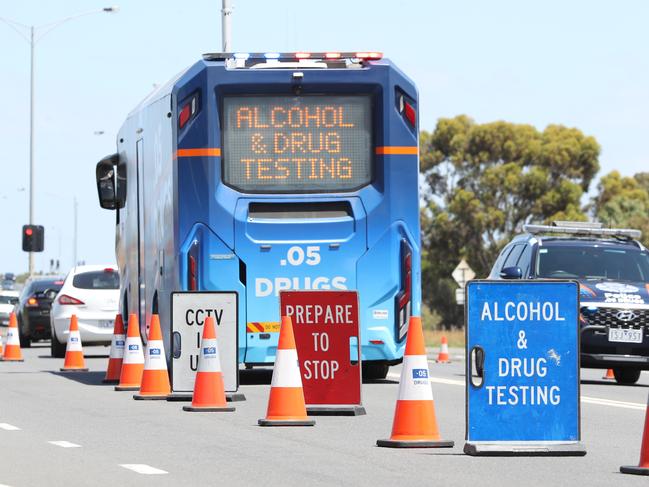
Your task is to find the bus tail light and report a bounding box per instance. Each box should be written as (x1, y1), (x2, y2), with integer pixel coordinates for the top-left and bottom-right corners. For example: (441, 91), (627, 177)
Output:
(404, 101), (416, 127)
(398, 94), (416, 128)
(188, 254), (197, 291)
(58, 294), (85, 305)
(395, 239), (412, 342)
(179, 93), (200, 129)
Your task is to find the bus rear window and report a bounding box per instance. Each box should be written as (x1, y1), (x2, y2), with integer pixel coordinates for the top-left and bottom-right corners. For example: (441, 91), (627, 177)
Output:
(222, 95), (372, 193)
(73, 271), (120, 290)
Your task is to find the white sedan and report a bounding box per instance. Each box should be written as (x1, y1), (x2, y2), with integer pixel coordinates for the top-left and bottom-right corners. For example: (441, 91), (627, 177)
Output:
(50, 265), (120, 357)
(0, 290), (19, 326)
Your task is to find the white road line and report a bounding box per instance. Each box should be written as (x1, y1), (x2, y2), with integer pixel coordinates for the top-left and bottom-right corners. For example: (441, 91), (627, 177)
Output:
(388, 374), (647, 410)
(48, 441), (82, 448)
(0, 423), (20, 431)
(120, 464), (168, 475)
(581, 396), (646, 411)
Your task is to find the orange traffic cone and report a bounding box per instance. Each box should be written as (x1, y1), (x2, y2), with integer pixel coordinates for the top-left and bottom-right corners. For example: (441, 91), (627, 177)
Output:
(115, 314), (144, 391)
(60, 315), (89, 372)
(183, 316), (235, 412)
(2, 313), (23, 362)
(436, 335), (451, 363)
(258, 316), (314, 426)
(103, 314), (125, 384)
(377, 316), (454, 448)
(0, 329), (4, 356)
(134, 314), (171, 400)
(621, 392), (649, 475)
(603, 369), (615, 380)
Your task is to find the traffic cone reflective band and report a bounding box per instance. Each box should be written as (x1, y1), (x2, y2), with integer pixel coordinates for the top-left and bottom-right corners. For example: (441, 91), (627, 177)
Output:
(134, 314), (171, 400)
(60, 315), (89, 372)
(115, 314), (144, 391)
(2, 313), (23, 362)
(603, 369), (615, 380)
(103, 314), (125, 384)
(436, 335), (451, 363)
(183, 316), (235, 412)
(258, 316), (314, 426)
(621, 392), (649, 475)
(377, 316), (453, 448)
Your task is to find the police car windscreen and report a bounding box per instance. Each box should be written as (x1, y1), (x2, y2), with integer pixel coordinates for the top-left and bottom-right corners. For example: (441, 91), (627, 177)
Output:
(537, 246), (649, 281)
(222, 96), (372, 192)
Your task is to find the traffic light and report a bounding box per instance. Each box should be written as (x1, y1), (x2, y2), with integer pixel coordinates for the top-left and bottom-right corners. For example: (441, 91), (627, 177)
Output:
(22, 225), (44, 252)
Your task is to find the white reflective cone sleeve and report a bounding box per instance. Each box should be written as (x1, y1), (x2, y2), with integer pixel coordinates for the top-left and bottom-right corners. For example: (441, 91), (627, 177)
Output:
(144, 339), (167, 371)
(66, 330), (83, 352)
(398, 354), (434, 401)
(271, 348), (303, 388)
(123, 336), (144, 364)
(198, 338), (222, 373)
(5, 328), (19, 345)
(109, 334), (125, 359)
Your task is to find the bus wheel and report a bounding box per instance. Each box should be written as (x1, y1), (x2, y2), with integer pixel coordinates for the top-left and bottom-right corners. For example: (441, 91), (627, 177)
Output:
(362, 363), (389, 380)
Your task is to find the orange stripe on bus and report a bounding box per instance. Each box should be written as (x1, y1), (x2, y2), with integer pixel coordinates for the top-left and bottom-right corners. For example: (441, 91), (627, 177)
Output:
(176, 148), (221, 158)
(375, 146), (418, 155)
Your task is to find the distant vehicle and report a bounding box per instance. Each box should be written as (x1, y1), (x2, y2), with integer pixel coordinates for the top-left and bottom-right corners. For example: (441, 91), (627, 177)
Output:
(489, 221), (649, 385)
(49, 265), (119, 358)
(2, 273), (16, 290)
(0, 290), (19, 326)
(15, 276), (64, 347)
(95, 52), (420, 379)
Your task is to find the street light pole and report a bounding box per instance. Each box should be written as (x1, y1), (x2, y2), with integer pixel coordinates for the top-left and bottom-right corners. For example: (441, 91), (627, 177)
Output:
(222, 0), (232, 52)
(73, 196), (78, 267)
(28, 26), (35, 276)
(0, 7), (119, 277)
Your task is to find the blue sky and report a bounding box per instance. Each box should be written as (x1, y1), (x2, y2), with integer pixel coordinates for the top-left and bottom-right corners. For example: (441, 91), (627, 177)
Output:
(1, 0), (647, 275)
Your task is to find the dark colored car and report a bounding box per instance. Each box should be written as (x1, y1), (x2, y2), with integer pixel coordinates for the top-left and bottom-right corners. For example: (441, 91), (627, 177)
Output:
(15, 276), (64, 347)
(489, 222), (649, 385)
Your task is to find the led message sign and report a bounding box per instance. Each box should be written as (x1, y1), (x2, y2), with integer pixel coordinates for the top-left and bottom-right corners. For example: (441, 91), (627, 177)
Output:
(223, 96), (371, 192)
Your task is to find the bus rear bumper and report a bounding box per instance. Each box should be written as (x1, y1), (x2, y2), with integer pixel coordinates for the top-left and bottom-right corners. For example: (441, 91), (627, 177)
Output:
(243, 328), (405, 364)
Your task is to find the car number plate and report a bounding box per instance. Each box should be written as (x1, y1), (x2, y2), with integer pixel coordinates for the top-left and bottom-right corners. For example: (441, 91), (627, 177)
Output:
(98, 320), (114, 329)
(608, 327), (643, 343)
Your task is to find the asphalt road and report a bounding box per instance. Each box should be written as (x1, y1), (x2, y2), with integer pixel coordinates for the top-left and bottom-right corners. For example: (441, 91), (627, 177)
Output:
(1, 342), (649, 487)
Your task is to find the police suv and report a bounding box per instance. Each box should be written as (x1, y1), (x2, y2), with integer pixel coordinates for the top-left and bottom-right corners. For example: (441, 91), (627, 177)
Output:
(489, 221), (649, 385)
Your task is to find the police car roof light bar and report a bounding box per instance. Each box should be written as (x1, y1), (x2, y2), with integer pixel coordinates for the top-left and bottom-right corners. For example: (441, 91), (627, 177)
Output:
(552, 221), (603, 230)
(523, 223), (642, 240)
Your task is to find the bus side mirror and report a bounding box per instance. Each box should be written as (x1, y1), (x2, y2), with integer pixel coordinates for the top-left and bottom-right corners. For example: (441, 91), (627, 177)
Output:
(96, 153), (120, 210)
(500, 266), (523, 280)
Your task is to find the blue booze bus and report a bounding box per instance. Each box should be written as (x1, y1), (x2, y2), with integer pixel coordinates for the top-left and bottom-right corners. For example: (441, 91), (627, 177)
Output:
(95, 51), (420, 379)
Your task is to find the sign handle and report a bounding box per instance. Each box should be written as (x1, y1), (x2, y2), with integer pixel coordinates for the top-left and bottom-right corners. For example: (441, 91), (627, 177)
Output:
(468, 346), (485, 388)
(349, 336), (359, 365)
(172, 331), (182, 359)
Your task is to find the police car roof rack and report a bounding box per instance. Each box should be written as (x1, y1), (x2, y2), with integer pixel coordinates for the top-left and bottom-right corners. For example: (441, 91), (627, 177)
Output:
(523, 221), (642, 240)
(202, 51), (382, 69)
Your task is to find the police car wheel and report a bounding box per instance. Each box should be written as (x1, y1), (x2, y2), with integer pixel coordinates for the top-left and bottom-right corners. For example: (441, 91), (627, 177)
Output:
(50, 331), (66, 358)
(613, 368), (641, 385)
(18, 329), (31, 348)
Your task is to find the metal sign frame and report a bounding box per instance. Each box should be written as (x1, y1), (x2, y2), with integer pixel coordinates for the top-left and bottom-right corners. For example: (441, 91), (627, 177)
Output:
(169, 291), (240, 400)
(464, 279), (586, 456)
(280, 290), (365, 416)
